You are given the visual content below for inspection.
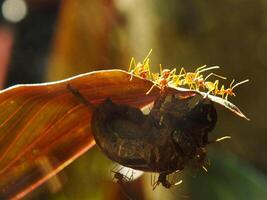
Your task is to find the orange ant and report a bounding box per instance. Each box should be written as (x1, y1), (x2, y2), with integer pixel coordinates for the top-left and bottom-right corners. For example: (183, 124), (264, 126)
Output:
(128, 49), (152, 80)
(216, 79), (249, 100)
(179, 65), (220, 90)
(204, 79), (249, 100)
(146, 64), (176, 94)
(193, 73), (226, 91)
(168, 68), (186, 88)
(204, 80), (220, 96)
(199, 73), (226, 95)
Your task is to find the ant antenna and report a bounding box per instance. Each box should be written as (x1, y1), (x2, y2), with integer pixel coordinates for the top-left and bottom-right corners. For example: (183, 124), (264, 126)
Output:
(208, 136), (231, 144)
(232, 79), (249, 90)
(215, 136), (231, 142)
(198, 66), (220, 73)
(204, 73), (226, 81)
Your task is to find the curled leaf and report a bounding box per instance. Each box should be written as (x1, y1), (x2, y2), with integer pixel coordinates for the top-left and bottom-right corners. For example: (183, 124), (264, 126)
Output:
(0, 69), (248, 199)
(203, 93), (250, 121)
(0, 70), (195, 199)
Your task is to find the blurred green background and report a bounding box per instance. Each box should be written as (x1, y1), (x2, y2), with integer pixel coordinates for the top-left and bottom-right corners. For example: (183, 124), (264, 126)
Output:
(0, 0), (266, 199)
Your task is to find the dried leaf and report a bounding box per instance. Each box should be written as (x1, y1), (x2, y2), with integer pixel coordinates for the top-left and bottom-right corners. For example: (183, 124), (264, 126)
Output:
(0, 69), (248, 199)
(0, 69), (195, 199)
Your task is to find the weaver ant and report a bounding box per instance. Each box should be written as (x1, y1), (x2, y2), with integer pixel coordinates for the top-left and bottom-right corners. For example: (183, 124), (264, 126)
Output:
(128, 49), (152, 80)
(205, 79), (249, 100)
(146, 64), (176, 94)
(179, 65), (220, 90)
(203, 73), (227, 96)
(111, 167), (134, 184)
(217, 79), (249, 100)
(191, 73), (226, 91)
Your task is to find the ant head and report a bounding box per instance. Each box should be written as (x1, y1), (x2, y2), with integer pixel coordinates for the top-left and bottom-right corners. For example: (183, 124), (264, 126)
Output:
(162, 69), (171, 78)
(226, 89), (235, 96)
(186, 73), (195, 80)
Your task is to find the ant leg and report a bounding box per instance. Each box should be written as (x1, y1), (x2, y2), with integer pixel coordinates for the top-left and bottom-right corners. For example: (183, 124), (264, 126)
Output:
(143, 49), (153, 64)
(66, 84), (95, 110)
(129, 170), (134, 182)
(128, 57), (136, 72)
(145, 59), (151, 79)
(170, 68), (177, 76)
(129, 58), (137, 81)
(146, 84), (157, 95)
(204, 88), (213, 98)
(159, 63), (163, 75)
(179, 67), (186, 76)
(229, 79), (235, 89)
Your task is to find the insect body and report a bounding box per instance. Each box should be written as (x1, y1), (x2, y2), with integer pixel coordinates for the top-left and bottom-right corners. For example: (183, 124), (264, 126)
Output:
(91, 93), (217, 188)
(217, 79), (249, 100)
(128, 49), (152, 80)
(67, 84), (217, 188)
(146, 67), (176, 94)
(204, 79), (249, 100)
(179, 65), (220, 90)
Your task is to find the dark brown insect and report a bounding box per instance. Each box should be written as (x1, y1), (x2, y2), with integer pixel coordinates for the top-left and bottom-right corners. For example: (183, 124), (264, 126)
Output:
(68, 85), (217, 188)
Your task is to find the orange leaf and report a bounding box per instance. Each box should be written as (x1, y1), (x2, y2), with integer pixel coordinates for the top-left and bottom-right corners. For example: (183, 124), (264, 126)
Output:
(0, 69), (248, 199)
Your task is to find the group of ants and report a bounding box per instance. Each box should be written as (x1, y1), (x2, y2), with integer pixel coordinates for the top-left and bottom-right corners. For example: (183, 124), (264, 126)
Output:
(128, 50), (249, 100)
(109, 51), (248, 196)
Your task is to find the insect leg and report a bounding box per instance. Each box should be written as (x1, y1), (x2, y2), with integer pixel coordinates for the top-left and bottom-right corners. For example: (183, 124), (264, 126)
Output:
(179, 67), (187, 76)
(129, 58), (137, 81)
(66, 84), (95, 110)
(143, 49), (153, 64)
(146, 83), (157, 95)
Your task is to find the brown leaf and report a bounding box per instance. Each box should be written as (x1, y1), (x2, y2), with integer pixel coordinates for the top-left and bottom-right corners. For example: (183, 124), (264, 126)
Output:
(0, 70), (194, 199)
(0, 69), (248, 199)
